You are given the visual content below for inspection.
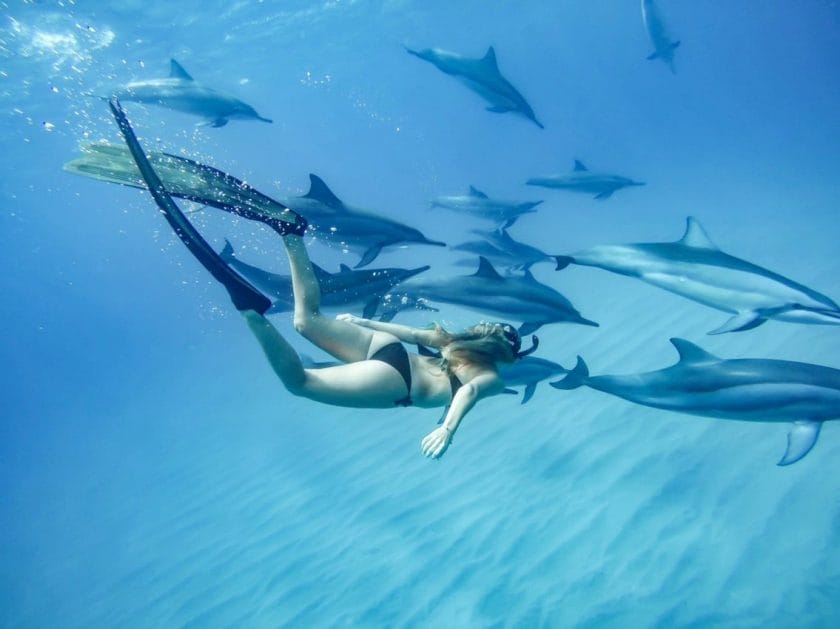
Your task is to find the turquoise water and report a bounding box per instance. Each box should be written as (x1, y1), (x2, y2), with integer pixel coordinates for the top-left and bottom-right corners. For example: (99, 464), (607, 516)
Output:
(2, 1), (840, 626)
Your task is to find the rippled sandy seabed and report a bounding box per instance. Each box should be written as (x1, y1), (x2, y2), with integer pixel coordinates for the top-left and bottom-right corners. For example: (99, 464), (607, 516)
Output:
(2, 1), (840, 627)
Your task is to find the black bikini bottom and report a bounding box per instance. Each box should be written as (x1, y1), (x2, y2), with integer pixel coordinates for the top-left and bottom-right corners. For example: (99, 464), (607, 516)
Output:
(369, 342), (413, 406)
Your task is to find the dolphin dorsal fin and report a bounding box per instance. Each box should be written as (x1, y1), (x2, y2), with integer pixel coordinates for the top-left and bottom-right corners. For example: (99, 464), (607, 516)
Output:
(573, 160), (588, 172)
(468, 185), (488, 198)
(523, 269), (539, 283)
(169, 59), (194, 81)
(339, 264), (352, 273)
(304, 174), (344, 210)
(311, 263), (332, 282)
(670, 338), (718, 363)
(679, 216), (717, 250)
(474, 256), (504, 280)
(482, 46), (498, 69)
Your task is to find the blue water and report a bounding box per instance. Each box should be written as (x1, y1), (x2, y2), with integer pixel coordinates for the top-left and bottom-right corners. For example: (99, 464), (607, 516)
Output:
(2, 1), (840, 626)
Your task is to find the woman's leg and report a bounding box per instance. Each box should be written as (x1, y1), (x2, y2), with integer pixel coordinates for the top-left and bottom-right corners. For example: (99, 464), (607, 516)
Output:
(281, 233), (391, 363)
(242, 309), (407, 407)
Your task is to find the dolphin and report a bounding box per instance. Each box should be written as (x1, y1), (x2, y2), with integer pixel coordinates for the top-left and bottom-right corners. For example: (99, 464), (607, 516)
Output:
(113, 59), (272, 127)
(551, 338), (840, 465)
(219, 240), (431, 317)
(431, 185), (543, 228)
(499, 356), (568, 404)
(452, 227), (565, 271)
(385, 256), (598, 334)
(281, 174), (446, 268)
(641, 0), (680, 73)
(554, 216), (840, 334)
(406, 45), (544, 129)
(527, 160), (645, 200)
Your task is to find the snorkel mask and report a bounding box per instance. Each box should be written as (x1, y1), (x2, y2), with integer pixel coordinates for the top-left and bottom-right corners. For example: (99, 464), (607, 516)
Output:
(498, 323), (539, 359)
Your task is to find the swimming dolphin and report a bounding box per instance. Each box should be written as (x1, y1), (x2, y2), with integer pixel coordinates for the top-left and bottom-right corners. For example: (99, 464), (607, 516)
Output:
(281, 174), (446, 268)
(431, 186), (543, 228)
(385, 256), (598, 334)
(552, 338), (840, 465)
(641, 0), (680, 73)
(113, 59), (272, 127)
(499, 356), (568, 404)
(220, 240), (431, 316)
(452, 227), (565, 271)
(406, 45), (544, 129)
(554, 216), (840, 334)
(526, 160), (645, 200)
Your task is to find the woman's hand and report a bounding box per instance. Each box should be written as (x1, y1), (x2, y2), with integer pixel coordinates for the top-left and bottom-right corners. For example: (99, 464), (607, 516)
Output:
(336, 313), (361, 324)
(421, 426), (453, 459)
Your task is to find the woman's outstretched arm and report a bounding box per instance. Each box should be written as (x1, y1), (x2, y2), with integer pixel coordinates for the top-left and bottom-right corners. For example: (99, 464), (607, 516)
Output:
(336, 313), (446, 348)
(421, 371), (505, 459)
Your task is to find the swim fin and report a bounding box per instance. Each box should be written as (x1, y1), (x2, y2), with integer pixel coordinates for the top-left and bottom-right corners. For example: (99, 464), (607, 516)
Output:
(64, 141), (307, 236)
(108, 97), (272, 314)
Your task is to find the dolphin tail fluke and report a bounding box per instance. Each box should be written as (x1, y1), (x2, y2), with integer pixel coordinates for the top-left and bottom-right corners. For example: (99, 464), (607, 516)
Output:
(549, 356), (588, 390)
(108, 97), (272, 315)
(778, 420), (822, 466)
(554, 255), (574, 271)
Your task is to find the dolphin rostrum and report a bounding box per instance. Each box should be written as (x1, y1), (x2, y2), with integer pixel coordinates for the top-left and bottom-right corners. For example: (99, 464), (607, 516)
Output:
(555, 216), (840, 334)
(113, 58), (272, 127)
(406, 45), (544, 129)
(220, 240), (431, 317)
(500, 356), (568, 404)
(527, 160), (645, 200)
(385, 256), (598, 334)
(452, 227), (565, 271)
(641, 0), (681, 73)
(551, 338), (840, 465)
(281, 174), (446, 268)
(431, 185), (542, 228)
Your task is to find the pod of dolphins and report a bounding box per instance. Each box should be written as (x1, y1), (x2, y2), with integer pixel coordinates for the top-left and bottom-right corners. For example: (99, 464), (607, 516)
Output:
(65, 0), (840, 466)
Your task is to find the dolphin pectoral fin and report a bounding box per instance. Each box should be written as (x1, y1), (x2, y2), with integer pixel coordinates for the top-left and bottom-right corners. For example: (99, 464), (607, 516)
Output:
(554, 255), (574, 271)
(355, 245), (384, 268)
(210, 118), (229, 128)
(518, 322), (543, 335)
(778, 421), (822, 466)
(594, 190), (614, 200)
(708, 312), (767, 335)
(549, 356), (589, 390)
(362, 299), (379, 319)
(521, 383), (537, 404)
(646, 51), (660, 61)
(486, 105), (511, 113)
(502, 388), (518, 396)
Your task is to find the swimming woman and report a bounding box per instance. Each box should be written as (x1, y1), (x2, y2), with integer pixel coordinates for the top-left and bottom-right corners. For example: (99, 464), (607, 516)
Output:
(108, 98), (536, 459)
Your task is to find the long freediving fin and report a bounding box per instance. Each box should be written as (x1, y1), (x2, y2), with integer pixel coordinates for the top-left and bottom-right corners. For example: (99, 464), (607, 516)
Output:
(108, 97), (272, 314)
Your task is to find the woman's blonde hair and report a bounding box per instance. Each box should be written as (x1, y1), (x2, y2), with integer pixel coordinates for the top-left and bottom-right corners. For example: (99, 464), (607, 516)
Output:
(434, 321), (519, 369)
